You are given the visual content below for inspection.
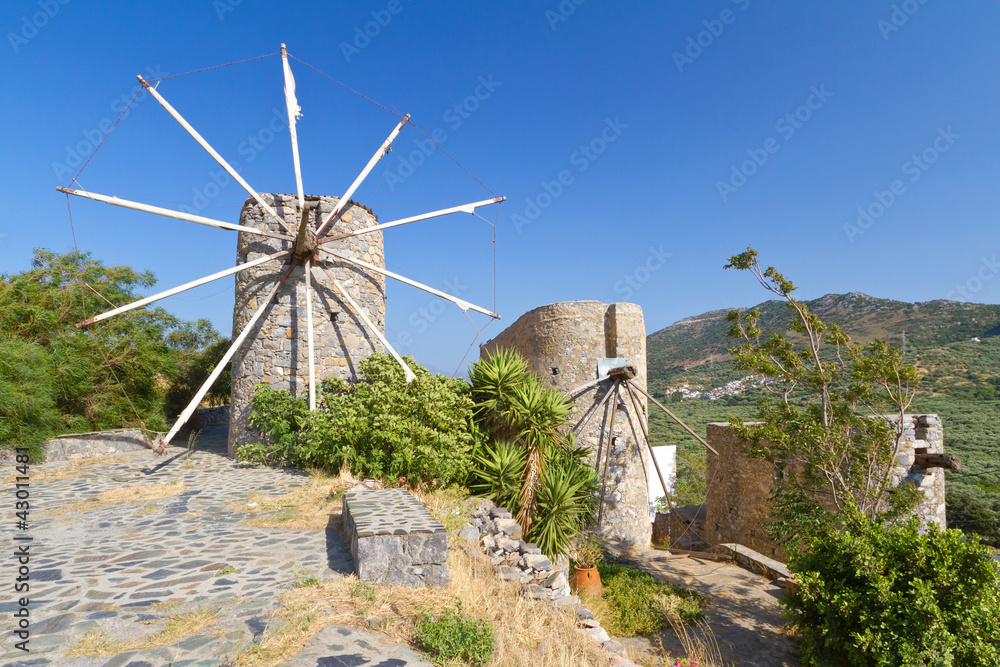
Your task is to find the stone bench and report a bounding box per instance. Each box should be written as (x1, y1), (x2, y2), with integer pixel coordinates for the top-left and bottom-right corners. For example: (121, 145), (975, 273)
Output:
(343, 487), (449, 587)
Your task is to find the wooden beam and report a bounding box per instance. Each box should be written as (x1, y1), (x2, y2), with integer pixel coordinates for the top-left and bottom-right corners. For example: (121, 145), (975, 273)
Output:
(321, 248), (499, 319)
(157, 259), (299, 451)
(626, 379), (719, 456)
(137, 76), (296, 236)
(316, 115), (410, 236)
(319, 197), (507, 243)
(57, 187), (291, 241)
(315, 260), (416, 383)
(76, 249), (291, 327)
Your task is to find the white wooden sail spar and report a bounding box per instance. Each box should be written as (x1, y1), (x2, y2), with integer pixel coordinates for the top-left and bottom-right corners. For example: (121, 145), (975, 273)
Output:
(315, 115), (410, 236)
(58, 44), (504, 450)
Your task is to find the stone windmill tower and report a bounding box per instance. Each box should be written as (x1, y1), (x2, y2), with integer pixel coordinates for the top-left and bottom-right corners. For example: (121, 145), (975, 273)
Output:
(57, 45), (504, 454)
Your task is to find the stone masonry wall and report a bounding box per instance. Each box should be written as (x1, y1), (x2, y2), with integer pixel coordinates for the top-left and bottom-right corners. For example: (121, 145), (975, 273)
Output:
(482, 301), (651, 552)
(705, 415), (947, 561)
(229, 194), (385, 455)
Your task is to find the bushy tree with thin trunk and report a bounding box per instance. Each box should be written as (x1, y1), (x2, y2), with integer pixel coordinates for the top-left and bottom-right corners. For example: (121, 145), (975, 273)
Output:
(723, 248), (920, 547)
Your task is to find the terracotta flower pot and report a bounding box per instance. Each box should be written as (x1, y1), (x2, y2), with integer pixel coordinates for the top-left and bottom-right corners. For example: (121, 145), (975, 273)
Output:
(571, 566), (602, 595)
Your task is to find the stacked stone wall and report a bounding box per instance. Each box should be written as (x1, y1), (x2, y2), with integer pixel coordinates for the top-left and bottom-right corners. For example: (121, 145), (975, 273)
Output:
(229, 194), (385, 455)
(482, 301), (651, 551)
(705, 415), (947, 561)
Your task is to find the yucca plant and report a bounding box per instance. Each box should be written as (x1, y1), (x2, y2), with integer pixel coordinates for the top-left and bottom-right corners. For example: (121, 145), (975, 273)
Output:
(507, 377), (574, 532)
(531, 441), (599, 557)
(469, 440), (526, 512)
(468, 347), (530, 441)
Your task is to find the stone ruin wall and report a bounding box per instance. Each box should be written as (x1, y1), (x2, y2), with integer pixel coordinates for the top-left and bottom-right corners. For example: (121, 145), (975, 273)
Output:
(228, 193), (385, 455)
(704, 415), (947, 560)
(482, 301), (651, 552)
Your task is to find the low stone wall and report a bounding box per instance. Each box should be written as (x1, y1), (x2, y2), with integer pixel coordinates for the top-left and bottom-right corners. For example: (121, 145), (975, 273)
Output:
(705, 415), (948, 561)
(0, 429), (155, 466)
(343, 488), (449, 587)
(462, 499), (638, 665)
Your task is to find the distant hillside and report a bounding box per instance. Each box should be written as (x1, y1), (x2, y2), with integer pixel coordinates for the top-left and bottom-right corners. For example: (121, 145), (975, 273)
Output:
(648, 293), (1000, 388)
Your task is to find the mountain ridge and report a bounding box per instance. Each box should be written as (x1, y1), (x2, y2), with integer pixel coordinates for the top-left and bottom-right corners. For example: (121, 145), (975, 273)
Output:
(647, 293), (1000, 376)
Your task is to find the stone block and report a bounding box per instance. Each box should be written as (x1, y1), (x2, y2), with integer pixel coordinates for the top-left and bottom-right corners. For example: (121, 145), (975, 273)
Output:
(343, 488), (448, 588)
(458, 525), (480, 543)
(495, 518), (523, 540)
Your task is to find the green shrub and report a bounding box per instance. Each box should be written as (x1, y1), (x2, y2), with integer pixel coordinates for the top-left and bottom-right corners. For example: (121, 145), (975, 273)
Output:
(593, 563), (705, 636)
(241, 354), (475, 488)
(786, 509), (1000, 666)
(416, 602), (494, 667)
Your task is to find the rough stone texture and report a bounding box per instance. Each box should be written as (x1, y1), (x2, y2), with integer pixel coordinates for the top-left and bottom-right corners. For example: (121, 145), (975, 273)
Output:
(343, 488), (449, 587)
(228, 193), (385, 455)
(482, 301), (651, 551)
(0, 428), (154, 466)
(466, 498), (632, 663)
(705, 415), (948, 560)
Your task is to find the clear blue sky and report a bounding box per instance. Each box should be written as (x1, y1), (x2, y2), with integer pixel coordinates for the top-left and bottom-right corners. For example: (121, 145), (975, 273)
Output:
(3, 1), (998, 375)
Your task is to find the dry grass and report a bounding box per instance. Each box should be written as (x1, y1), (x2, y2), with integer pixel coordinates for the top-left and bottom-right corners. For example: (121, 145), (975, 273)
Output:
(232, 548), (610, 667)
(1, 456), (130, 484)
(48, 482), (186, 518)
(414, 485), (481, 543)
(236, 469), (354, 530)
(67, 605), (219, 657)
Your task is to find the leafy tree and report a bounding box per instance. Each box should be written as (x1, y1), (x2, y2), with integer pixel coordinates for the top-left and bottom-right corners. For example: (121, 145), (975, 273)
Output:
(723, 248), (920, 547)
(0, 248), (225, 457)
(786, 508), (1000, 666)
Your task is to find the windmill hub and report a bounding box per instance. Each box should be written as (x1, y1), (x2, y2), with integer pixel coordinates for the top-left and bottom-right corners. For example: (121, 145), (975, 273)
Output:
(294, 228), (317, 260)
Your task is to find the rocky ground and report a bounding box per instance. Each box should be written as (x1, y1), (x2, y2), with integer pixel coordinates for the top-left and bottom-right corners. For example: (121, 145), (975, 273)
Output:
(0, 424), (430, 666)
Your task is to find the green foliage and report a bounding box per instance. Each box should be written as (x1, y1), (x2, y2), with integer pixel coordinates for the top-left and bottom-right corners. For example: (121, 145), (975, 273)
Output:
(786, 509), (1000, 666)
(723, 248), (921, 548)
(468, 348), (575, 534)
(594, 563), (705, 636)
(0, 249), (225, 457)
(242, 354), (476, 488)
(469, 441), (526, 516)
(469, 436), (598, 558)
(164, 329), (231, 418)
(416, 601), (495, 667)
(0, 332), (62, 458)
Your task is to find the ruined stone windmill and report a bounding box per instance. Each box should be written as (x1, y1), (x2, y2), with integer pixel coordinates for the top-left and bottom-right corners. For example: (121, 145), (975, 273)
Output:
(57, 45), (504, 455)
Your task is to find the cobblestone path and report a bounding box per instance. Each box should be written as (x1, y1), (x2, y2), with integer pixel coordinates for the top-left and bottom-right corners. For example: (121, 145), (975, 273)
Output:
(0, 425), (428, 666)
(621, 550), (799, 667)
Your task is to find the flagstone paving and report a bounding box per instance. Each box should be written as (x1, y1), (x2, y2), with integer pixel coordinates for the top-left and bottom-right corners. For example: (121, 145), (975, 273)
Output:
(622, 550), (799, 666)
(0, 424), (430, 667)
